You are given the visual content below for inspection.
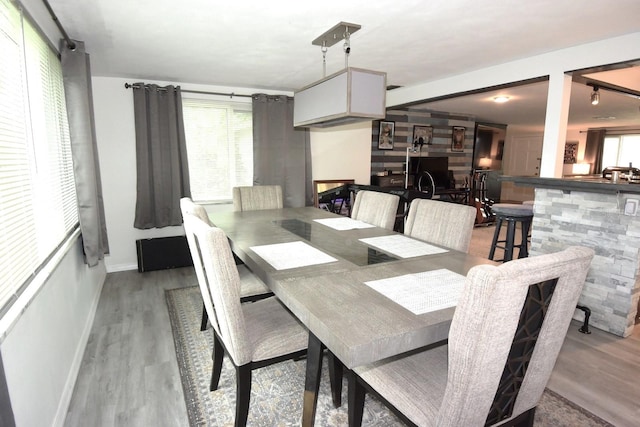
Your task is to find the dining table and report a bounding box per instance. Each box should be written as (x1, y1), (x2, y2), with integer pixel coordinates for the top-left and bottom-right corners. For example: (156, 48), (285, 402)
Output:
(208, 206), (493, 426)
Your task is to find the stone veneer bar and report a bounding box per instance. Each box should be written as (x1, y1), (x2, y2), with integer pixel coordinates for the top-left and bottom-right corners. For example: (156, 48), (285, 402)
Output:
(502, 176), (640, 337)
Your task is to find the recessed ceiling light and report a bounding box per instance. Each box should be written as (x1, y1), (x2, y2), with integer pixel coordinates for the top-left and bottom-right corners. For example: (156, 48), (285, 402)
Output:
(493, 96), (510, 103)
(594, 116), (616, 120)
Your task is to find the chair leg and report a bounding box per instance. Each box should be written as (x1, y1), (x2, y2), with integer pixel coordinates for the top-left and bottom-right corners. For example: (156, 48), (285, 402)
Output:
(488, 217), (503, 260)
(347, 370), (366, 427)
(235, 364), (252, 427)
(577, 305), (592, 334)
(200, 301), (209, 331)
(210, 332), (224, 391)
(512, 407), (536, 427)
(504, 219), (516, 262)
(328, 351), (343, 407)
(518, 219), (532, 259)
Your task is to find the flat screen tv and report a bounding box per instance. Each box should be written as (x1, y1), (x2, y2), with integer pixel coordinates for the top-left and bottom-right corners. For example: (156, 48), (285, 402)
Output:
(409, 156), (451, 190)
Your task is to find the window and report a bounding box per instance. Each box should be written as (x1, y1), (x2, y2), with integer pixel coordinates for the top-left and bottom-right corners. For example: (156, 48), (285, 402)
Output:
(602, 134), (640, 168)
(182, 98), (253, 202)
(0, 0), (78, 313)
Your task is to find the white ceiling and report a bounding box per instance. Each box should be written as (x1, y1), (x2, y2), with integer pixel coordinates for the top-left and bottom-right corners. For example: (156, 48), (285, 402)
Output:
(47, 0), (640, 131)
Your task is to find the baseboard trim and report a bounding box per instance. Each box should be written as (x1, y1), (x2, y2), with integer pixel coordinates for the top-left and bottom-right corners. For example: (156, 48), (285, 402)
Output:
(53, 269), (106, 427)
(105, 263), (138, 273)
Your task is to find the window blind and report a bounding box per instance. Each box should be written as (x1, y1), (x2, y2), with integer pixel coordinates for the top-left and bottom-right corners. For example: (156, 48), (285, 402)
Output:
(0, 0), (78, 313)
(182, 99), (253, 202)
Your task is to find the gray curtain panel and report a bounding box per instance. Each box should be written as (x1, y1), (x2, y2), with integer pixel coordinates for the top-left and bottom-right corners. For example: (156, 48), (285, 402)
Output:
(132, 84), (191, 229)
(252, 94), (312, 207)
(583, 129), (606, 174)
(60, 40), (109, 267)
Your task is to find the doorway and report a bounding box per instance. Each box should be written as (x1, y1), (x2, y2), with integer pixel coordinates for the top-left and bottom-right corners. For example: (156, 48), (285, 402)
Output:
(472, 123), (507, 202)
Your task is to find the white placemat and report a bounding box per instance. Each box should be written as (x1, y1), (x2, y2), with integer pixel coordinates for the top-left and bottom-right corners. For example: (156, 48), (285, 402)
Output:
(365, 269), (466, 315)
(313, 217), (375, 230)
(250, 241), (338, 270)
(359, 234), (448, 258)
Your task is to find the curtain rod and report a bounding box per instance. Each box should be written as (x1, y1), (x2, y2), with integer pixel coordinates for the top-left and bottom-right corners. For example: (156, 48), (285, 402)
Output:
(124, 82), (253, 99)
(41, 0), (75, 50)
(580, 128), (640, 133)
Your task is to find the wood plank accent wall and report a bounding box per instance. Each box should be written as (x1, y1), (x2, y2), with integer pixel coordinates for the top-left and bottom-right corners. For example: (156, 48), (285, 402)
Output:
(371, 108), (475, 186)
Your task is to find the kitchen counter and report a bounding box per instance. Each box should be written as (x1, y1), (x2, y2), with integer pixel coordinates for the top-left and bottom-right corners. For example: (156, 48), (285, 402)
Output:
(501, 175), (640, 194)
(501, 175), (640, 337)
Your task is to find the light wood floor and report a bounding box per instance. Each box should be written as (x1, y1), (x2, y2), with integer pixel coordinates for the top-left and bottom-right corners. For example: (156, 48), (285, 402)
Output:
(63, 267), (193, 426)
(64, 226), (640, 427)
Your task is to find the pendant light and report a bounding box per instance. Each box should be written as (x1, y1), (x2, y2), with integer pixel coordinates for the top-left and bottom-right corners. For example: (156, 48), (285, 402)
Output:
(591, 86), (600, 105)
(293, 22), (387, 128)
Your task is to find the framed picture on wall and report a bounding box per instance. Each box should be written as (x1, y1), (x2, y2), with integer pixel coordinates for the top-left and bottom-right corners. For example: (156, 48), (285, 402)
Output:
(378, 121), (395, 150)
(412, 125), (433, 146)
(564, 141), (578, 164)
(451, 126), (465, 152)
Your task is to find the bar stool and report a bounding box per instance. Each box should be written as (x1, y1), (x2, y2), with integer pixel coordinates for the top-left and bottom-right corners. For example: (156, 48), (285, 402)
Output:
(488, 203), (534, 262)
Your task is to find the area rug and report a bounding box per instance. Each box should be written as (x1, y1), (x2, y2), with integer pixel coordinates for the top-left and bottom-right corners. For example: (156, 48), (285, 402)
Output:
(166, 286), (614, 427)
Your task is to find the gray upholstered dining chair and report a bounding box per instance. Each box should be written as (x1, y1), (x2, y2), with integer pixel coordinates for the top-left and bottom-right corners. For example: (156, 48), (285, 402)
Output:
(351, 190), (400, 230)
(404, 198), (477, 253)
(180, 198), (272, 331)
(232, 185), (283, 211)
(184, 212), (308, 427)
(348, 245), (594, 427)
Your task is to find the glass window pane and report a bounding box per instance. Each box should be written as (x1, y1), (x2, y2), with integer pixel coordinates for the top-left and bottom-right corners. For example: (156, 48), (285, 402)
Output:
(183, 99), (252, 202)
(602, 137), (620, 169)
(617, 135), (640, 168)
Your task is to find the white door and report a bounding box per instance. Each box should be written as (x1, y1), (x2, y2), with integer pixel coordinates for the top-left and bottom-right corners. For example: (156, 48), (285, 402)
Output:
(502, 136), (543, 202)
(507, 136), (543, 176)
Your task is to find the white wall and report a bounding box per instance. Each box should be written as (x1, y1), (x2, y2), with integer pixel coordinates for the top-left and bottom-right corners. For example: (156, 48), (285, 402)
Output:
(310, 121), (372, 184)
(0, 236), (106, 427)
